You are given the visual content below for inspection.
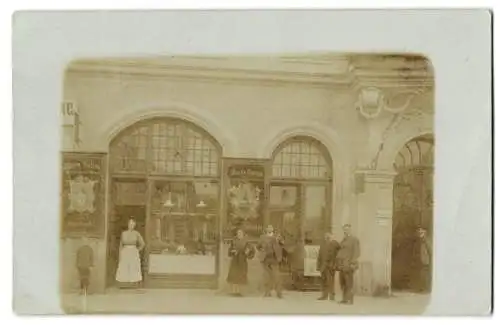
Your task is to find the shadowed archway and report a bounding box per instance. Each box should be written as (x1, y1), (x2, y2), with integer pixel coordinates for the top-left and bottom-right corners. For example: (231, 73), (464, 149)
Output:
(391, 134), (434, 292)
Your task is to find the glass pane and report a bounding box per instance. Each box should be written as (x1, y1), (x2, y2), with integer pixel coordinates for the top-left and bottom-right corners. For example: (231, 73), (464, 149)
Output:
(269, 184), (301, 273)
(149, 180), (219, 257)
(110, 118), (221, 176)
(269, 185), (300, 239)
(271, 137), (330, 179)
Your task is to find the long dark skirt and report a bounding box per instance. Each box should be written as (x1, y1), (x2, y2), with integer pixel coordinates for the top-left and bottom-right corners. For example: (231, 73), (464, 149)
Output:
(227, 254), (249, 285)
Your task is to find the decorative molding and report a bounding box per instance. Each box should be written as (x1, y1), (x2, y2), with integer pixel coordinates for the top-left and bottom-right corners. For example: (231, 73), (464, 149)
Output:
(355, 87), (427, 120)
(66, 54), (434, 90)
(66, 59), (354, 88)
(98, 103), (239, 156)
(359, 87), (433, 170)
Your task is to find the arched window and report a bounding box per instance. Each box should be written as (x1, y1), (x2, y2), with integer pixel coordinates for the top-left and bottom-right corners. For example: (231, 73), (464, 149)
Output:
(107, 118), (222, 287)
(391, 135), (434, 291)
(110, 118), (221, 176)
(394, 136), (434, 171)
(271, 136), (332, 179)
(268, 136), (333, 249)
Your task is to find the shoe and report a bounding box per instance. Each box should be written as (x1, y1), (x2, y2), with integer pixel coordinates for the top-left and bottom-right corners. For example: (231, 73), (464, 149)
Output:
(317, 296), (328, 300)
(276, 292), (283, 299)
(235, 293), (243, 297)
(264, 292), (271, 297)
(329, 296), (336, 301)
(339, 300), (349, 304)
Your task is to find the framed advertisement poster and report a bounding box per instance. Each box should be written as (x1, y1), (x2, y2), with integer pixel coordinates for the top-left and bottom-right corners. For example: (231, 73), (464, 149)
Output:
(303, 245), (321, 277)
(223, 158), (267, 240)
(60, 152), (106, 238)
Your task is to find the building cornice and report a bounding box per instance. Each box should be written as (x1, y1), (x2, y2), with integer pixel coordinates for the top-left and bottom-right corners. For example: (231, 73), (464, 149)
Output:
(66, 58), (354, 88)
(65, 54), (434, 90)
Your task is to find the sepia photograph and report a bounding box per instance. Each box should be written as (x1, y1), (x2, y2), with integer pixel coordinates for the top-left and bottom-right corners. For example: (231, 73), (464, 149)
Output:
(12, 9), (491, 317)
(59, 53), (434, 314)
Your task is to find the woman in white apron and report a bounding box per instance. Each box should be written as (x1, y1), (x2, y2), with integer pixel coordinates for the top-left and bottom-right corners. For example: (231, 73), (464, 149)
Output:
(115, 218), (145, 287)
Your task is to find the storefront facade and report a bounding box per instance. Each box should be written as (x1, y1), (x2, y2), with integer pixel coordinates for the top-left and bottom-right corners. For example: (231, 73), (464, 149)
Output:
(60, 54), (434, 295)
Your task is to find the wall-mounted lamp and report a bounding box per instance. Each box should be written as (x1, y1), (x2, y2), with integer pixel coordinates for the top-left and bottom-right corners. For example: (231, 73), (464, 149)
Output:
(163, 192), (174, 208)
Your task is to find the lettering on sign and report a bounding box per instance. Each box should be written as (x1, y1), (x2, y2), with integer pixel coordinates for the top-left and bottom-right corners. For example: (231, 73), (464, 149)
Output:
(228, 165), (265, 178)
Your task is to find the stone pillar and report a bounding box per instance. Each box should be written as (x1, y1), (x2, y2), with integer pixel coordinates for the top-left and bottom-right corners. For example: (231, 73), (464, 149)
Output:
(354, 169), (396, 296)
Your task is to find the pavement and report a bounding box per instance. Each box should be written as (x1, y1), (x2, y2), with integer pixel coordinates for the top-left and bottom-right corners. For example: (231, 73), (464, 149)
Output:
(61, 289), (430, 315)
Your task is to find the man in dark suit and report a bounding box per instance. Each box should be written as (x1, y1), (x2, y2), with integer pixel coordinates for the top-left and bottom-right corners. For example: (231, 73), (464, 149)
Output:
(257, 225), (283, 298)
(317, 232), (341, 300)
(413, 227), (432, 293)
(336, 224), (360, 304)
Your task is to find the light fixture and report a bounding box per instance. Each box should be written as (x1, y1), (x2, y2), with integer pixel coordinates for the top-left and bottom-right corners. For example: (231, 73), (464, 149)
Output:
(163, 192), (174, 208)
(196, 200), (207, 208)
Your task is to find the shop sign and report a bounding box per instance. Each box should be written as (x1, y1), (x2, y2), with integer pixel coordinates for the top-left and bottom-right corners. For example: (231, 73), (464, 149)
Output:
(228, 165), (265, 178)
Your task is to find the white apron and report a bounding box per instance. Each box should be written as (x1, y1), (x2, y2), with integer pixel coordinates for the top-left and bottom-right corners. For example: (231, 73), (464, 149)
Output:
(115, 245), (142, 283)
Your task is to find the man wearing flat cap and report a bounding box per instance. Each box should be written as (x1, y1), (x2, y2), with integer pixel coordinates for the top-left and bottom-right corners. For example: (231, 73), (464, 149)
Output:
(336, 224), (360, 304)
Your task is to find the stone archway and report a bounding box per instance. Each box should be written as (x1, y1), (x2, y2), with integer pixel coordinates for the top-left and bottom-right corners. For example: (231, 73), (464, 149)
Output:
(391, 134), (434, 292)
(259, 122), (350, 236)
(105, 116), (224, 289)
(98, 102), (238, 155)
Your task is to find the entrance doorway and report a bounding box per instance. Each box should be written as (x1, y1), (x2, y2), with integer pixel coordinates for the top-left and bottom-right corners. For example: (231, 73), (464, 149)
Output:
(268, 136), (333, 291)
(106, 178), (147, 287)
(391, 135), (434, 292)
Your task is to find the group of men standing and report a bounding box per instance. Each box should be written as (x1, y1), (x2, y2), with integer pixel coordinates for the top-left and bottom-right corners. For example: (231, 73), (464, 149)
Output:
(256, 223), (360, 304)
(317, 224), (360, 304)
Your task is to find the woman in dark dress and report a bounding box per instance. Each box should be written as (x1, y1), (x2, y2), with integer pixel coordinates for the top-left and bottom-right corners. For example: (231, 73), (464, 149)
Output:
(227, 229), (255, 296)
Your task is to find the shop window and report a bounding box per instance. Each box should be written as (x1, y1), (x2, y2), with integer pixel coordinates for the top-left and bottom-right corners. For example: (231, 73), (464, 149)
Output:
(149, 180), (219, 256)
(108, 118), (221, 281)
(110, 125), (149, 173)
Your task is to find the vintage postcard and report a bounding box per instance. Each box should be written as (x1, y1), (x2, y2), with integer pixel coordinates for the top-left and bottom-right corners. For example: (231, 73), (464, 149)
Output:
(12, 10), (492, 316)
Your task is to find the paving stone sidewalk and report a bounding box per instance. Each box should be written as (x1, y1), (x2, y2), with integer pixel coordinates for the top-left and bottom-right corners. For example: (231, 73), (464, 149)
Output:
(62, 289), (430, 315)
